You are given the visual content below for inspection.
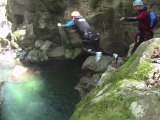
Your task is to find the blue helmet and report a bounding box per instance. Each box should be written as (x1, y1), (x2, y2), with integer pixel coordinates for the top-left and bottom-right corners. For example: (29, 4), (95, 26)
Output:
(133, 0), (144, 6)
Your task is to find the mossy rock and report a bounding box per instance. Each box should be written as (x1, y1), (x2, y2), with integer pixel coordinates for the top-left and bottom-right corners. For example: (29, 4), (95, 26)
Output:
(26, 49), (48, 62)
(47, 46), (65, 58)
(71, 39), (160, 120)
(64, 48), (82, 59)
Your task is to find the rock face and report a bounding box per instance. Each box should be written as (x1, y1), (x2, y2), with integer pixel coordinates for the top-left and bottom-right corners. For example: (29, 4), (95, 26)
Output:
(71, 38), (160, 120)
(75, 56), (113, 96)
(5, 0), (160, 62)
(6, 0), (68, 62)
(0, 1), (125, 61)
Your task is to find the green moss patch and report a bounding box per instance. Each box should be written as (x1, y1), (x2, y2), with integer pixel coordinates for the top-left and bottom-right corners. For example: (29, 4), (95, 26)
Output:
(103, 54), (138, 85)
(129, 61), (153, 81)
(72, 92), (136, 120)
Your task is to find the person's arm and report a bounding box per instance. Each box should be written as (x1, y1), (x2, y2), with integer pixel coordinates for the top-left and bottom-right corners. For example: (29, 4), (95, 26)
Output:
(124, 16), (138, 21)
(121, 12), (147, 21)
(120, 16), (138, 21)
(63, 20), (75, 27)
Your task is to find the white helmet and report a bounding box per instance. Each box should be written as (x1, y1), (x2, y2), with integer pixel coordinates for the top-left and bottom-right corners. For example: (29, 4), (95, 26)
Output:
(133, 0), (144, 6)
(71, 11), (81, 17)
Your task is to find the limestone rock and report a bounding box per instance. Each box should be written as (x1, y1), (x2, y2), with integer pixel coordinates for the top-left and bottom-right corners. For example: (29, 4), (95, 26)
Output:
(40, 40), (52, 52)
(72, 38), (160, 120)
(26, 49), (48, 62)
(47, 46), (64, 58)
(82, 56), (112, 73)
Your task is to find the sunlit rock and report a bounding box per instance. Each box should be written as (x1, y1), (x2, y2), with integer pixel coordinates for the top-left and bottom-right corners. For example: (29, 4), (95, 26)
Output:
(12, 29), (26, 48)
(12, 65), (28, 79)
(0, 1), (12, 39)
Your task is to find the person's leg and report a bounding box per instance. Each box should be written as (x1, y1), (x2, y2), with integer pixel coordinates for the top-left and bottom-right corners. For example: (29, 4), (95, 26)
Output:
(131, 42), (142, 55)
(131, 30), (153, 55)
(92, 38), (119, 58)
(131, 32), (143, 55)
(144, 31), (154, 41)
(92, 40), (101, 51)
(102, 49), (114, 56)
(92, 40), (119, 61)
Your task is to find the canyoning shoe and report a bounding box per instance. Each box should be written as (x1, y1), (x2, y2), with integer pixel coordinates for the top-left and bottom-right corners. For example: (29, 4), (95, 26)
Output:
(95, 52), (102, 62)
(113, 53), (118, 60)
(87, 49), (92, 52)
(83, 48), (92, 52)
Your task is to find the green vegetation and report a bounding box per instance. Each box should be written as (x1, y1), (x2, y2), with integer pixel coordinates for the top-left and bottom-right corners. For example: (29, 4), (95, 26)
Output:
(85, 94), (135, 120)
(129, 61), (153, 81)
(12, 30), (26, 48)
(72, 90), (136, 120)
(103, 54), (138, 85)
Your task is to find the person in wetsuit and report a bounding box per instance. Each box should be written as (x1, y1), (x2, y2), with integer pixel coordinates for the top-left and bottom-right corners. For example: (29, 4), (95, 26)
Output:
(120, 0), (154, 55)
(58, 11), (118, 61)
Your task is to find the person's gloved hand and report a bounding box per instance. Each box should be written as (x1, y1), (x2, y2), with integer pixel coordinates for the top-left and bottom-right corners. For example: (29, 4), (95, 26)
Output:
(120, 17), (125, 21)
(57, 23), (62, 27)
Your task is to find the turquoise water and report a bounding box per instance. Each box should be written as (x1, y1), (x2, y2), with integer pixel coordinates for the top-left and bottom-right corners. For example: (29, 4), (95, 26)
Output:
(1, 60), (81, 120)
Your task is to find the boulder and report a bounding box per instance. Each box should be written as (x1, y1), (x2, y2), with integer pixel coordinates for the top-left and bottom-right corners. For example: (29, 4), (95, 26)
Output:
(82, 56), (112, 73)
(26, 49), (48, 62)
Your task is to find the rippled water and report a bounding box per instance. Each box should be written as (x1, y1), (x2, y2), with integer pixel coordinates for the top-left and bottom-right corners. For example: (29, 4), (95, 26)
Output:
(0, 60), (81, 120)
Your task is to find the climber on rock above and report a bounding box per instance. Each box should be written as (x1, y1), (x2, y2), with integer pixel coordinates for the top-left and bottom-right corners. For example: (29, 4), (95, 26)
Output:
(120, 0), (154, 55)
(57, 11), (118, 62)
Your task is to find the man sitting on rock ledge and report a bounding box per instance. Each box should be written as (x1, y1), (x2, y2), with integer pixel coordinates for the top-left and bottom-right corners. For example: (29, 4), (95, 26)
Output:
(57, 11), (118, 62)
